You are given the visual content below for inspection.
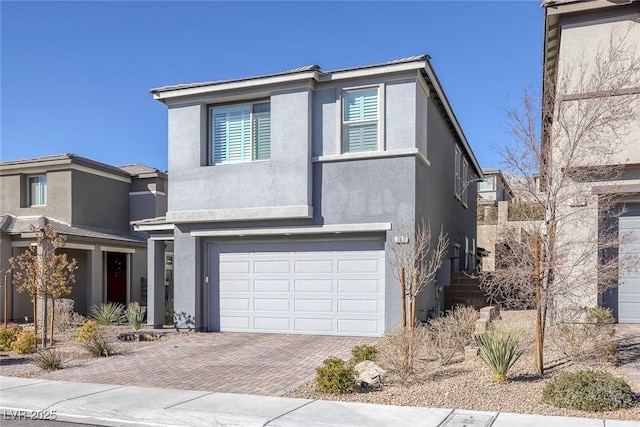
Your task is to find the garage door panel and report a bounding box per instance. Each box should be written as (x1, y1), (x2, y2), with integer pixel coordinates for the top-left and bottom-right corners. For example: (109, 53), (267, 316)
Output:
(220, 280), (251, 292)
(338, 299), (379, 314)
(254, 260), (290, 274)
(211, 239), (385, 336)
(338, 259), (381, 273)
(254, 279), (290, 292)
(254, 298), (290, 312)
(337, 279), (380, 293)
(221, 316), (251, 330)
(254, 317), (290, 331)
(220, 260), (250, 274)
(337, 319), (380, 334)
(294, 279), (333, 293)
(294, 299), (333, 313)
(294, 318), (333, 333)
(294, 259), (333, 273)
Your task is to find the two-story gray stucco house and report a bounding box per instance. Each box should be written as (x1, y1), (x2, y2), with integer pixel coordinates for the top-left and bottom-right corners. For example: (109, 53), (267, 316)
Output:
(0, 154), (168, 320)
(137, 55), (482, 336)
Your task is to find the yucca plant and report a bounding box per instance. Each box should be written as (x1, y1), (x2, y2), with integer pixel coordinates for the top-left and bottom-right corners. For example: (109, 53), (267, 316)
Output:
(476, 327), (525, 383)
(125, 302), (147, 331)
(31, 348), (65, 371)
(90, 302), (125, 325)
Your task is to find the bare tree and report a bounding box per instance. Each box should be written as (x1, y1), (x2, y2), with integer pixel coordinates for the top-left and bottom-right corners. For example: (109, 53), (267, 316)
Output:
(390, 218), (450, 328)
(9, 225), (77, 347)
(482, 29), (640, 375)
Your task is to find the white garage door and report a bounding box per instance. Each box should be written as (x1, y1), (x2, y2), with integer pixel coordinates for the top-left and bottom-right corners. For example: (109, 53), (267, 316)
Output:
(209, 240), (385, 336)
(619, 210), (640, 323)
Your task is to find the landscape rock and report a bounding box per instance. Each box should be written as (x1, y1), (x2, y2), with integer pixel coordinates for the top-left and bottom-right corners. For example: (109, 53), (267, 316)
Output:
(353, 360), (386, 387)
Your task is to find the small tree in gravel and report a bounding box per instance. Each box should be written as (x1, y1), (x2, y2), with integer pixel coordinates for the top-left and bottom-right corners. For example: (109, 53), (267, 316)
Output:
(9, 225), (77, 348)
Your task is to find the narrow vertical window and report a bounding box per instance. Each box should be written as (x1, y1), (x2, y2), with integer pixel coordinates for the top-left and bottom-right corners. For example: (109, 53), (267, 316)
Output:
(28, 175), (47, 206)
(454, 146), (461, 198)
(343, 88), (379, 153)
(462, 158), (469, 206)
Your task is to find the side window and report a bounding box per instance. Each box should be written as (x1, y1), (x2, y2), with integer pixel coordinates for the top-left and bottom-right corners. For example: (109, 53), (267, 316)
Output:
(454, 146), (461, 199)
(462, 158), (469, 206)
(28, 175), (47, 206)
(342, 88), (379, 153)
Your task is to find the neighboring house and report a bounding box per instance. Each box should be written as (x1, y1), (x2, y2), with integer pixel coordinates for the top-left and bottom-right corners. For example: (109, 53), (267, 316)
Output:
(0, 154), (168, 320)
(542, 0), (640, 322)
(137, 55), (482, 336)
(476, 169), (515, 271)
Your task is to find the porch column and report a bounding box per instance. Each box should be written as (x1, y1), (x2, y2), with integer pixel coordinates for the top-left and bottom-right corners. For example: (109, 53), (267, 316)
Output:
(88, 248), (103, 307)
(147, 239), (165, 328)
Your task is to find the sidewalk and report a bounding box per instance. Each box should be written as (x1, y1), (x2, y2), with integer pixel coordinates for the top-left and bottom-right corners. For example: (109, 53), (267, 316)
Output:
(1, 377), (639, 427)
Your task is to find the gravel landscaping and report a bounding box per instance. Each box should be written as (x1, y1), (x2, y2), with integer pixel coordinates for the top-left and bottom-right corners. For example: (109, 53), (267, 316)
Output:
(285, 310), (640, 421)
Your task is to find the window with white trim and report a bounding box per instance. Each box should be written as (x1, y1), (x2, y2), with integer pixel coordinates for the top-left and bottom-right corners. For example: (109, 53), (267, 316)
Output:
(462, 158), (469, 206)
(342, 87), (379, 153)
(28, 175), (47, 206)
(454, 146), (461, 198)
(210, 102), (270, 164)
(478, 175), (495, 192)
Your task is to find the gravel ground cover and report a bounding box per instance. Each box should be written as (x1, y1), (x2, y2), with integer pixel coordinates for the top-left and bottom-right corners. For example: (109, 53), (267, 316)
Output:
(0, 323), (177, 378)
(285, 310), (640, 421)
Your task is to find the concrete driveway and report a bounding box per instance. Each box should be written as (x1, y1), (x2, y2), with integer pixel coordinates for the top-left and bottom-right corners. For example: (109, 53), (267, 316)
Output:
(38, 332), (376, 396)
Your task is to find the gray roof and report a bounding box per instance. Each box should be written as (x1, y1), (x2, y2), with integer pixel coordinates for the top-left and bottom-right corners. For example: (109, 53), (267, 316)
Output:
(0, 153), (131, 177)
(118, 164), (166, 177)
(0, 215), (145, 244)
(150, 55), (431, 94)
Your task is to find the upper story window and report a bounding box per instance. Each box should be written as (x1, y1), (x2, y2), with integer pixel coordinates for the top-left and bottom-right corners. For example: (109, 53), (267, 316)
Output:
(210, 102), (270, 164)
(462, 158), (469, 206)
(454, 146), (462, 199)
(342, 88), (379, 153)
(478, 175), (495, 192)
(28, 175), (47, 206)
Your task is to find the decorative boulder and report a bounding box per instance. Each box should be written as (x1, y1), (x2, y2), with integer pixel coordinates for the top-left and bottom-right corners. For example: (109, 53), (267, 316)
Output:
(353, 360), (386, 388)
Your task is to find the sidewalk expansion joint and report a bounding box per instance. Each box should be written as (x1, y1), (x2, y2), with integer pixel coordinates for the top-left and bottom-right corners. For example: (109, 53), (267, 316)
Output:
(0, 379), (48, 391)
(163, 391), (214, 409)
(43, 384), (126, 411)
(262, 399), (317, 426)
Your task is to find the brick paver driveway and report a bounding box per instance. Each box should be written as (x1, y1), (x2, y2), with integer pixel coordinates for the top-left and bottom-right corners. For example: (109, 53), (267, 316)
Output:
(38, 333), (376, 396)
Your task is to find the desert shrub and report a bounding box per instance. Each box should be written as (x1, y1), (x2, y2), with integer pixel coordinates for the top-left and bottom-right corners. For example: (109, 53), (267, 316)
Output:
(90, 302), (125, 325)
(551, 306), (616, 363)
(476, 327), (524, 382)
(543, 370), (633, 412)
(350, 344), (378, 365)
(315, 357), (355, 394)
(425, 305), (478, 365)
(31, 348), (64, 371)
(125, 302), (147, 331)
(0, 324), (22, 351)
(12, 330), (37, 354)
(82, 330), (115, 357)
(377, 325), (427, 382)
(52, 298), (85, 332)
(165, 299), (174, 325)
(76, 320), (98, 342)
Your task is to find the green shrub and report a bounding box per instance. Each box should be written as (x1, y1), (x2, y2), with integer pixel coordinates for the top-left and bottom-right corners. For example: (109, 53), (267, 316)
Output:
(76, 320), (98, 342)
(0, 324), (22, 351)
(315, 357), (355, 394)
(165, 299), (174, 325)
(90, 302), (125, 325)
(11, 330), (37, 354)
(82, 330), (115, 357)
(543, 370), (633, 412)
(31, 349), (64, 371)
(476, 327), (524, 382)
(350, 344), (378, 365)
(125, 302), (147, 331)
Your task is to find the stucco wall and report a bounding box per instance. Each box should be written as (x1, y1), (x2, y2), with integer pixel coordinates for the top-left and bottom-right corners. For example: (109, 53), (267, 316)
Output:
(71, 170), (130, 230)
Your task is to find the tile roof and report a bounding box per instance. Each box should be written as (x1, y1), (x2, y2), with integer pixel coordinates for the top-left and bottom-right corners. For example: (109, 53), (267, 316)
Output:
(0, 215), (145, 244)
(118, 164), (166, 177)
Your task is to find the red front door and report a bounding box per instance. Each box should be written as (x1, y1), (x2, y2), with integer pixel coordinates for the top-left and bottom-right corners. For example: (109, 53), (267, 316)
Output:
(106, 252), (127, 305)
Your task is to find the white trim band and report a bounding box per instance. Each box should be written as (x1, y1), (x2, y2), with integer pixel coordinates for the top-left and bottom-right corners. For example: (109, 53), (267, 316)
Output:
(191, 222), (392, 238)
(100, 246), (136, 254)
(129, 190), (166, 196)
(313, 148), (430, 166)
(166, 205), (313, 223)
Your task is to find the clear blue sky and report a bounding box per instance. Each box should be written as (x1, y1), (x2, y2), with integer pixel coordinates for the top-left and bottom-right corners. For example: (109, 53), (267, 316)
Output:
(1, 1), (543, 172)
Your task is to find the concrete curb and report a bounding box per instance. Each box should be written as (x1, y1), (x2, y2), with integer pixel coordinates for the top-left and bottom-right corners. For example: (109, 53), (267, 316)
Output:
(1, 377), (639, 427)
